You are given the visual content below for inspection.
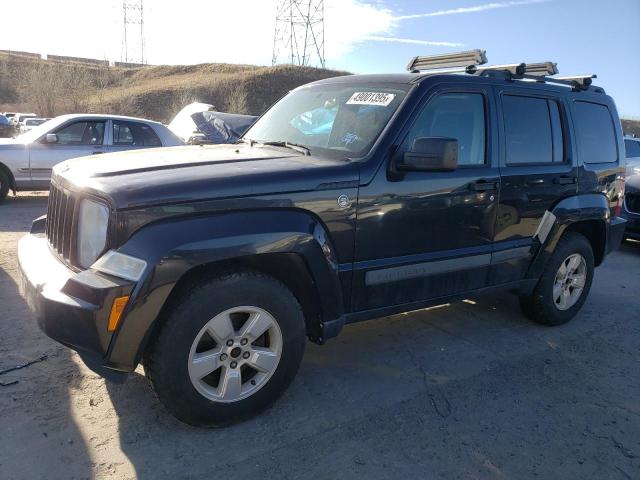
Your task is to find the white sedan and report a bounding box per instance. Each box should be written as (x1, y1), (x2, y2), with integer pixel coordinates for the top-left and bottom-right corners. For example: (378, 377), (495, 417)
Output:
(0, 114), (184, 202)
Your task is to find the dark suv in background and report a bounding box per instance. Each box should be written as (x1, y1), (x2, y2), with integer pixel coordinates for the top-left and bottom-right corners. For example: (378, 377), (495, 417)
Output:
(19, 50), (626, 426)
(0, 114), (16, 138)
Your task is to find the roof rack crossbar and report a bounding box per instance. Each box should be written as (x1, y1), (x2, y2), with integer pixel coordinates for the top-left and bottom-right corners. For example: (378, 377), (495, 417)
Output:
(406, 49), (487, 72)
(555, 74), (597, 87)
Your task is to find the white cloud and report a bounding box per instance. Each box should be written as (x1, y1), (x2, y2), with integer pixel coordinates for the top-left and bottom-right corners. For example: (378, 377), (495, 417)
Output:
(362, 36), (465, 48)
(395, 0), (550, 20)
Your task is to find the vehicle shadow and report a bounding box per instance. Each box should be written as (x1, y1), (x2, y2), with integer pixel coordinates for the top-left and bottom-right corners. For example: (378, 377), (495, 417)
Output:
(102, 290), (570, 479)
(0, 265), (94, 479)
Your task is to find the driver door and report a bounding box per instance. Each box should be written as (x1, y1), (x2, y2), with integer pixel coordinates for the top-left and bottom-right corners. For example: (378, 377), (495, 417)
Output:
(351, 87), (501, 311)
(28, 120), (105, 188)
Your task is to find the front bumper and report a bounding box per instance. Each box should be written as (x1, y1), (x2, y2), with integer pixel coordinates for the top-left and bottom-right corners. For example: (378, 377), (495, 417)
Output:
(607, 216), (627, 253)
(621, 203), (640, 240)
(18, 233), (135, 376)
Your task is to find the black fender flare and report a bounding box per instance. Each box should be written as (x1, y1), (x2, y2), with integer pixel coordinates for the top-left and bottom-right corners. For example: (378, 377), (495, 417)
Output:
(106, 209), (344, 370)
(527, 193), (609, 277)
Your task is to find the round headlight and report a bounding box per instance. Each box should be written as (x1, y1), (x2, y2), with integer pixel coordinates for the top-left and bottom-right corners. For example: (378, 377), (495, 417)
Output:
(77, 199), (109, 268)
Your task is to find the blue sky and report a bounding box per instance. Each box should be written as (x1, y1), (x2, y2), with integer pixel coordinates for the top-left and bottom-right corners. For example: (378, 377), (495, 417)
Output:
(329, 0), (640, 118)
(4, 0), (639, 117)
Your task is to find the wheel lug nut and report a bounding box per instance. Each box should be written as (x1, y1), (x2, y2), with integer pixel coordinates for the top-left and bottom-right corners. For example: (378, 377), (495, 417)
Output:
(226, 339), (234, 347)
(220, 353), (228, 361)
(240, 338), (248, 346)
(230, 361), (238, 369)
(242, 351), (250, 359)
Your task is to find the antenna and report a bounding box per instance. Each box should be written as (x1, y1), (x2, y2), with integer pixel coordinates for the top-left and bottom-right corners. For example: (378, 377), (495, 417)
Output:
(121, 0), (146, 65)
(272, 0), (325, 68)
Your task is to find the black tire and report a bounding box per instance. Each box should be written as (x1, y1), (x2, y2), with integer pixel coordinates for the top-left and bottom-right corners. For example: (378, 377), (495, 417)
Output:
(519, 232), (594, 326)
(143, 269), (306, 427)
(0, 169), (10, 203)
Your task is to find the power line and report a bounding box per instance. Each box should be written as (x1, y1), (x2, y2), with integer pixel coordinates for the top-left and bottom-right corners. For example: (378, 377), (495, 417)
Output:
(121, 0), (146, 65)
(272, 0), (325, 68)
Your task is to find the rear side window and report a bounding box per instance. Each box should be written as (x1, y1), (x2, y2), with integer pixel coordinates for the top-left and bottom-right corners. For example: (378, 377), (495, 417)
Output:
(113, 121), (162, 147)
(503, 95), (564, 165)
(573, 102), (618, 164)
(625, 139), (640, 158)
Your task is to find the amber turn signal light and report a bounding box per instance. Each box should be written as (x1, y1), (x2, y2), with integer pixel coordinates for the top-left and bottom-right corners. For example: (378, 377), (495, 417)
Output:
(108, 296), (130, 332)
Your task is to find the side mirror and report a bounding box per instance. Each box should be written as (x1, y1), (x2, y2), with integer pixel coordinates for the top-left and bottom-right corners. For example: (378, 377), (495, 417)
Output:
(397, 137), (458, 172)
(45, 133), (58, 144)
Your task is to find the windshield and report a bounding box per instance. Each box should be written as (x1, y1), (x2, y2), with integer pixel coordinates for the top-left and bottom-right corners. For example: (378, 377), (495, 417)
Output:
(243, 82), (409, 157)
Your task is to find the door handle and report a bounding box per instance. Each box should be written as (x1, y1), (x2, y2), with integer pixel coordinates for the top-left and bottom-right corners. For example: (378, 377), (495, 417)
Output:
(553, 175), (576, 185)
(470, 180), (499, 192)
(91, 151), (104, 155)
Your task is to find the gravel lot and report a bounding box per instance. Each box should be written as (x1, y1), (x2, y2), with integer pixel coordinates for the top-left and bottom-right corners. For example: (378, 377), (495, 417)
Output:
(1, 192), (639, 480)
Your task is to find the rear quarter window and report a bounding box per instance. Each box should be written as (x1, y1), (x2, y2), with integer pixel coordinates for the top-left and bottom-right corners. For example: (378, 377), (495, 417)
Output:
(573, 101), (618, 164)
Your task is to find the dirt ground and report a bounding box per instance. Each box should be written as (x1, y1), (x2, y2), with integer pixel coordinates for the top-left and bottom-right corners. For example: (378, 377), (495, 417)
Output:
(1, 191), (640, 480)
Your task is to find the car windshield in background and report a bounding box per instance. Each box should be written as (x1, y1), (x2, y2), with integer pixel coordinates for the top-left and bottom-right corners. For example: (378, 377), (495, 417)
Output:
(16, 116), (69, 143)
(243, 83), (410, 158)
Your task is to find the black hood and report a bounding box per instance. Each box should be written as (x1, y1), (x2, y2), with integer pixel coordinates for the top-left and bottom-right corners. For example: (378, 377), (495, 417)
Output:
(54, 144), (359, 209)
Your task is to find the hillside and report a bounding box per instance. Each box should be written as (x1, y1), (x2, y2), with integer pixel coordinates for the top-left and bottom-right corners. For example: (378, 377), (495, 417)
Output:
(0, 53), (349, 122)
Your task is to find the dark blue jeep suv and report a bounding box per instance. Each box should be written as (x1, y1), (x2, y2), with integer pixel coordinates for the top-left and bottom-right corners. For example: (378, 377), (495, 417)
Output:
(19, 50), (627, 426)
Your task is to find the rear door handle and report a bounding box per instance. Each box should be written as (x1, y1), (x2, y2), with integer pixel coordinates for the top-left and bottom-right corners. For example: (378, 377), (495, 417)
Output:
(554, 175), (576, 185)
(91, 151), (104, 155)
(470, 180), (499, 192)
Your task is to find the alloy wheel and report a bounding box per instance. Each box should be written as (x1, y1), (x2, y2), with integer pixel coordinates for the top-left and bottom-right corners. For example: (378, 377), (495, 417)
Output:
(553, 253), (587, 311)
(187, 306), (283, 403)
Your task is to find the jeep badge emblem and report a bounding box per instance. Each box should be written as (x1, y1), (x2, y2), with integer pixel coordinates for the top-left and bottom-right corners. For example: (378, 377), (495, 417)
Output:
(337, 194), (350, 208)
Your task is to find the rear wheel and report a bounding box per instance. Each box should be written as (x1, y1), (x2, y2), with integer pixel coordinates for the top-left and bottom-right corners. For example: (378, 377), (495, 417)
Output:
(0, 169), (10, 203)
(519, 232), (594, 326)
(144, 269), (306, 427)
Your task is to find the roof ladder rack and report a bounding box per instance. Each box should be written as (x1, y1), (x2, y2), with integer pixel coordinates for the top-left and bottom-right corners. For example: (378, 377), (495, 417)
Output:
(406, 49), (601, 92)
(406, 49), (487, 73)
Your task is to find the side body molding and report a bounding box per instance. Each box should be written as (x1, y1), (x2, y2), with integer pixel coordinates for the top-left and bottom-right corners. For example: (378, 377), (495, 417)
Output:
(106, 210), (344, 370)
(527, 193), (610, 278)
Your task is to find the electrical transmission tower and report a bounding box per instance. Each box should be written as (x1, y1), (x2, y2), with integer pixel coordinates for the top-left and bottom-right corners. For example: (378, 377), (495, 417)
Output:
(121, 0), (146, 64)
(272, 0), (325, 68)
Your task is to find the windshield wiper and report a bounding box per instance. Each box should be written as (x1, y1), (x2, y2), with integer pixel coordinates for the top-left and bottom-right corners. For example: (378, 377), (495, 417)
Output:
(236, 138), (256, 146)
(261, 141), (311, 156)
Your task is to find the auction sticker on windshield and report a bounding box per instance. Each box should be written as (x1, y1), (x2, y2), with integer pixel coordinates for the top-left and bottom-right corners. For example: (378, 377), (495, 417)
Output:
(346, 92), (395, 107)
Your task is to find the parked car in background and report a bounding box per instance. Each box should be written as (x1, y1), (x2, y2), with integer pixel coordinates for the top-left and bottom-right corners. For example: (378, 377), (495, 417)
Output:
(0, 113), (184, 202)
(0, 114), (17, 138)
(622, 136), (640, 240)
(13, 113), (38, 125)
(169, 102), (257, 144)
(20, 117), (50, 133)
(2, 112), (18, 123)
(624, 136), (640, 178)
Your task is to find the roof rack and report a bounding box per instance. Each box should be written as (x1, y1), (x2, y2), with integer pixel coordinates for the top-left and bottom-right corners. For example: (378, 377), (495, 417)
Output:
(406, 49), (487, 72)
(406, 50), (601, 92)
(555, 74), (597, 87)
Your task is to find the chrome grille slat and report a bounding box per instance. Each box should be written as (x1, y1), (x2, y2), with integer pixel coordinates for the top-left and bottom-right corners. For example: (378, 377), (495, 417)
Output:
(46, 183), (78, 267)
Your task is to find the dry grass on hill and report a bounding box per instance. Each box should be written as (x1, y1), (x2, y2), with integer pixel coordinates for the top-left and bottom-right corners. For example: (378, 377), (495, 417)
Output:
(0, 54), (349, 122)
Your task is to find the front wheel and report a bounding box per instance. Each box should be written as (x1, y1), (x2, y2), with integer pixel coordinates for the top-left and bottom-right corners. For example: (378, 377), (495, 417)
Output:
(144, 269), (306, 427)
(519, 232), (594, 326)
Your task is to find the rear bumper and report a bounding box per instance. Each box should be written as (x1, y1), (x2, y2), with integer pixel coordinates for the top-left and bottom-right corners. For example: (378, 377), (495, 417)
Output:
(18, 233), (134, 376)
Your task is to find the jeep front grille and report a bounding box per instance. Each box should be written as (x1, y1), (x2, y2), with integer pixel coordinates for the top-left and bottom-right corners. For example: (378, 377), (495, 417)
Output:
(46, 182), (78, 264)
(625, 193), (640, 215)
